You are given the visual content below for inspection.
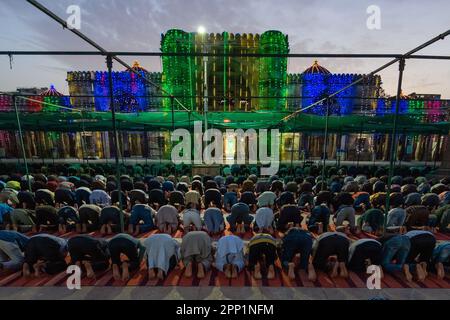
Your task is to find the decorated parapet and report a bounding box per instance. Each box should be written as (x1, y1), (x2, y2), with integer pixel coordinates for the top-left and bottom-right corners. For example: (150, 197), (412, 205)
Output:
(41, 85), (71, 112)
(258, 30), (289, 110)
(67, 62), (162, 112)
(160, 29), (195, 111)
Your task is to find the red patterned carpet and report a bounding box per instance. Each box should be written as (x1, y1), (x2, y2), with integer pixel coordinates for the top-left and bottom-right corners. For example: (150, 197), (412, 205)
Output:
(1, 228), (449, 289)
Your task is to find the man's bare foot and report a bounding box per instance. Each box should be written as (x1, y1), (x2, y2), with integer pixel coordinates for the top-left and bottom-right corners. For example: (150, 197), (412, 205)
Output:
(420, 262), (428, 277)
(184, 262), (193, 278)
(415, 263), (426, 282)
(127, 224), (134, 234)
(83, 261), (95, 279)
(379, 266), (384, 279)
(317, 222), (323, 234)
(112, 264), (121, 281)
(307, 263), (317, 282)
(339, 262), (348, 278)
(157, 269), (164, 280)
(254, 263), (262, 280)
(100, 224), (106, 235)
(231, 265), (238, 279)
(288, 262), (296, 280)
(267, 265), (275, 280)
(22, 263), (31, 277)
(33, 263), (42, 277)
(133, 225), (140, 236)
(403, 264), (413, 282)
(121, 262), (130, 281)
(224, 264), (231, 278)
(148, 268), (156, 279)
(436, 262), (445, 279)
(197, 262), (205, 279)
(330, 261), (339, 278)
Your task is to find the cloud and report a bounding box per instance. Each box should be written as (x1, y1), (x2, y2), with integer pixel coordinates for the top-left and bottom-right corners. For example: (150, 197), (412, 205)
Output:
(0, 0), (449, 97)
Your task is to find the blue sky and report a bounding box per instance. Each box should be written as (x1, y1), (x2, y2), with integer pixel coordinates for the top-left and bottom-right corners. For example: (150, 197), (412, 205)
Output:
(0, 0), (449, 97)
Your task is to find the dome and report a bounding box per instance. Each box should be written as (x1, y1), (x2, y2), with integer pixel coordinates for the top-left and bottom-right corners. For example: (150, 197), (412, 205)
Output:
(40, 84), (63, 97)
(127, 60), (147, 72)
(302, 60), (331, 75)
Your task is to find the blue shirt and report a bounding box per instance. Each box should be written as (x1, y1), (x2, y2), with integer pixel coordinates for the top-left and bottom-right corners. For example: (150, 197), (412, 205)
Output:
(0, 203), (13, 224)
(0, 230), (30, 251)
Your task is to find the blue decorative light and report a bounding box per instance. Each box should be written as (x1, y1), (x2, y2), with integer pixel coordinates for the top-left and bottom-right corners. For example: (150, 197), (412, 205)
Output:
(301, 73), (356, 115)
(93, 69), (149, 113)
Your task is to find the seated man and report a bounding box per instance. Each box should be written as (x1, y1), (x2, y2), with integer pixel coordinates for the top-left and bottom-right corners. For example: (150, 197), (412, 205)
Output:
(254, 207), (274, 233)
(404, 205), (431, 231)
(148, 188), (166, 210)
(143, 233), (179, 280)
(239, 191), (257, 212)
(308, 203), (331, 234)
(128, 203), (155, 235)
(99, 206), (122, 235)
(10, 208), (36, 233)
(78, 204), (101, 233)
(203, 204), (224, 235)
(432, 241), (450, 279)
(312, 230), (350, 278)
(108, 233), (145, 281)
(281, 227), (316, 281)
(223, 184), (238, 212)
(386, 192), (406, 230)
(35, 204), (58, 232)
(277, 203), (302, 233)
(254, 191), (277, 233)
(75, 186), (91, 207)
(0, 230), (29, 271)
(226, 202), (254, 234)
(180, 231), (212, 279)
(215, 234), (245, 279)
(23, 234), (68, 277)
(348, 238), (382, 273)
(333, 192), (356, 230)
(89, 188), (111, 207)
(185, 190), (201, 210)
(204, 188), (222, 209)
(434, 204), (450, 233)
(129, 189), (147, 208)
(57, 206), (80, 234)
(358, 202), (384, 234)
(247, 233), (278, 280)
(0, 200), (14, 230)
(169, 190), (185, 212)
(68, 235), (110, 278)
(54, 188), (77, 208)
(379, 233), (412, 281)
(155, 204), (179, 234)
(182, 203), (202, 232)
(34, 189), (55, 207)
(405, 230), (436, 282)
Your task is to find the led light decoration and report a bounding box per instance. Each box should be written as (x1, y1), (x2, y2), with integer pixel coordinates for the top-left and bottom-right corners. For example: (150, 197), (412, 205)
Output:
(92, 62), (152, 113)
(41, 85), (70, 112)
(160, 29), (195, 110)
(258, 31), (289, 110)
(301, 61), (357, 115)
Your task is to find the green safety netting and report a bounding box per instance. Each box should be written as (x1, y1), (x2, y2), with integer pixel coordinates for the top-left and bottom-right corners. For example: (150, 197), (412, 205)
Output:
(0, 111), (449, 134)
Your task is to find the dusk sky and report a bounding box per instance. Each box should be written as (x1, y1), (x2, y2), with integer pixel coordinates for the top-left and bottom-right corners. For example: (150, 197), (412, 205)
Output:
(0, 0), (449, 98)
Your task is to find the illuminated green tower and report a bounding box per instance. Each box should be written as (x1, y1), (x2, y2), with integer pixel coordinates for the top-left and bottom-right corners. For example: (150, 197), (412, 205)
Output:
(160, 29), (195, 110)
(258, 31), (289, 110)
